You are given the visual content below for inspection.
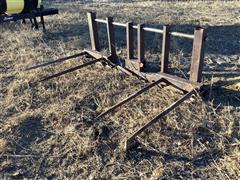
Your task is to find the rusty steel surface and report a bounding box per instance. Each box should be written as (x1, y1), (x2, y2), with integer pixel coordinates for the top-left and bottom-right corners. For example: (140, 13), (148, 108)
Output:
(86, 12), (207, 151)
(126, 22), (134, 60)
(161, 25), (170, 73)
(28, 12), (207, 152)
(190, 27), (207, 82)
(123, 59), (202, 91)
(87, 12), (100, 51)
(90, 12), (207, 85)
(106, 17), (117, 59)
(137, 24), (145, 68)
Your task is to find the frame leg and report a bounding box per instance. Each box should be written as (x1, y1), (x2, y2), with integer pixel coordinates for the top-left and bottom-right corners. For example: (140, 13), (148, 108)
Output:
(30, 18), (34, 28)
(33, 17), (39, 29)
(40, 15), (45, 30)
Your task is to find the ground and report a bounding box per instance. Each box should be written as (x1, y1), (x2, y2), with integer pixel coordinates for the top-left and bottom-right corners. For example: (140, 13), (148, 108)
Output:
(0, 0), (239, 179)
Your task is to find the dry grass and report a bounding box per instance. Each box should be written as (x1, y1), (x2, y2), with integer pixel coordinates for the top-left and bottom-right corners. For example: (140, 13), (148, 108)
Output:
(0, 0), (239, 179)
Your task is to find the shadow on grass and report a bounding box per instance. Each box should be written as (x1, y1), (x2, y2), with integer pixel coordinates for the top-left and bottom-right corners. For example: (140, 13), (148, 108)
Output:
(202, 79), (240, 108)
(12, 116), (46, 153)
(127, 115), (238, 168)
(126, 82), (239, 171)
(0, 116), (53, 178)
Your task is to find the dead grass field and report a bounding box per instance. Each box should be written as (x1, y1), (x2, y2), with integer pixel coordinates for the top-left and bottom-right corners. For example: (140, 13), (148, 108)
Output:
(0, 0), (239, 179)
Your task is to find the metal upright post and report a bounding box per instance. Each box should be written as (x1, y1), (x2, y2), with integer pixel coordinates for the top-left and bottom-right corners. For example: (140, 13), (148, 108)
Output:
(190, 27), (207, 82)
(126, 22), (134, 60)
(33, 17), (39, 29)
(40, 5), (46, 30)
(87, 12), (100, 51)
(137, 24), (145, 69)
(106, 17), (117, 59)
(161, 25), (170, 73)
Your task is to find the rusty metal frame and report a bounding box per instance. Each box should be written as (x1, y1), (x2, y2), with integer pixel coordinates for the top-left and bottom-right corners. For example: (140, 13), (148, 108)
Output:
(28, 12), (207, 151)
(87, 12), (207, 151)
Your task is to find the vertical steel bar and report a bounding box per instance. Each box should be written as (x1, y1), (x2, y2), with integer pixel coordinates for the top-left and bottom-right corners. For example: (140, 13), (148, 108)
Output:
(40, 15), (45, 30)
(137, 24), (145, 69)
(126, 22), (134, 60)
(106, 17), (117, 59)
(33, 17), (39, 29)
(40, 5), (45, 30)
(161, 25), (170, 73)
(87, 12), (100, 51)
(190, 27), (207, 82)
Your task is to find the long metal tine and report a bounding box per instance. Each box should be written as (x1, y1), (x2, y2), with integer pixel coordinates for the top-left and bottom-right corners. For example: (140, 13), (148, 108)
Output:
(26, 51), (87, 70)
(125, 89), (195, 150)
(39, 58), (101, 82)
(96, 78), (164, 119)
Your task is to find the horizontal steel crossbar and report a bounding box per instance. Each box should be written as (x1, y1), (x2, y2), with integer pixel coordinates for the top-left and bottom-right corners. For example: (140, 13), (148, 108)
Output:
(95, 18), (194, 39)
(83, 50), (202, 92)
